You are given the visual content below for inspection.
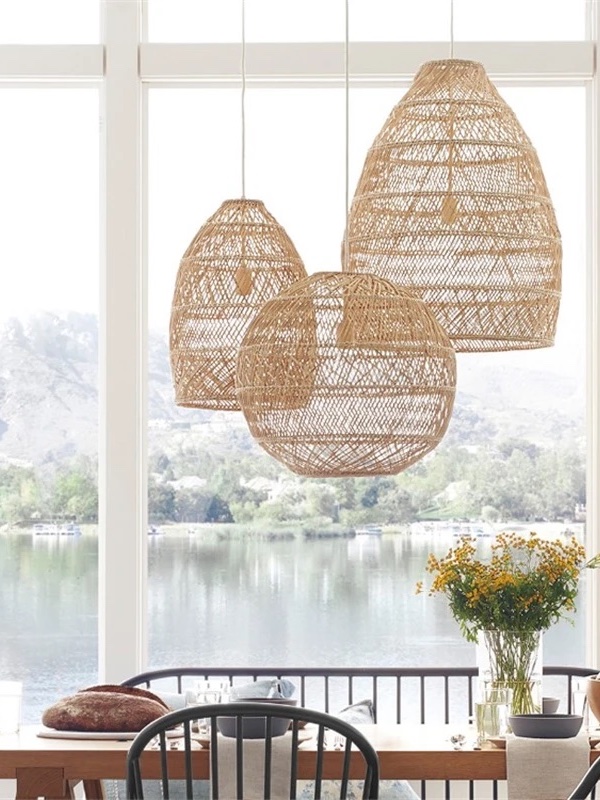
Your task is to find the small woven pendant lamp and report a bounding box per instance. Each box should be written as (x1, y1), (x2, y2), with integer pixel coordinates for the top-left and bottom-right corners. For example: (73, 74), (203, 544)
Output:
(236, 271), (457, 477)
(169, 2), (306, 410)
(170, 199), (306, 409)
(346, 58), (562, 352)
(235, 1), (457, 478)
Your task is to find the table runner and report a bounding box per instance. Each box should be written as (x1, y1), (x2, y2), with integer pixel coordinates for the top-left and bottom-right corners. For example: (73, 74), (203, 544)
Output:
(214, 733), (293, 800)
(506, 734), (589, 800)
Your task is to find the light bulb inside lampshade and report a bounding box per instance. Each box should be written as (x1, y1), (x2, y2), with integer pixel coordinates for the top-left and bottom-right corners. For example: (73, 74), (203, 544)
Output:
(169, 198), (307, 410)
(235, 271), (457, 478)
(346, 59), (561, 353)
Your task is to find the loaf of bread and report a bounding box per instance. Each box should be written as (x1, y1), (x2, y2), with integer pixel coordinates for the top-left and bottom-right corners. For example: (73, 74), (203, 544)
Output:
(42, 684), (169, 732)
(82, 684), (170, 710)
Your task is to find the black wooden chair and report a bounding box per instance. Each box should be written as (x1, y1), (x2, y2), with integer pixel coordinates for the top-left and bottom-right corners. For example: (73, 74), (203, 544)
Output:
(125, 701), (380, 799)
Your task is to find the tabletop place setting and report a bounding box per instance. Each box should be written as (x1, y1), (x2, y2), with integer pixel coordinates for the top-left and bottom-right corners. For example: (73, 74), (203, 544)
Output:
(4, 667), (600, 800)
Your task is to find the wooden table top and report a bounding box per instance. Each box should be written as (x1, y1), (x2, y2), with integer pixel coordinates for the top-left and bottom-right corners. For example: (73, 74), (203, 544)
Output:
(1, 724), (598, 783)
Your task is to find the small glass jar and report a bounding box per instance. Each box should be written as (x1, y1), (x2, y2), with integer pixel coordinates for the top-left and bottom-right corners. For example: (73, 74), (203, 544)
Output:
(474, 686), (512, 746)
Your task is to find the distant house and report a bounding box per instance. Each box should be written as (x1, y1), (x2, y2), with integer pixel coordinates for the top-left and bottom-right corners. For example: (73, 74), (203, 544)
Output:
(168, 475), (207, 491)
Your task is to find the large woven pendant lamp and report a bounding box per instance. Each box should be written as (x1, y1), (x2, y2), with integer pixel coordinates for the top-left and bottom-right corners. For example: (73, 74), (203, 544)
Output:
(236, 271), (457, 477)
(169, 2), (306, 410)
(346, 56), (562, 352)
(235, 2), (457, 478)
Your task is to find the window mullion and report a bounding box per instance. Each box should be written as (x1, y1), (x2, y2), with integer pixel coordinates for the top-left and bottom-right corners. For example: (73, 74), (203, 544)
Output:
(99, 0), (146, 682)
(586, 0), (600, 670)
(140, 41), (594, 85)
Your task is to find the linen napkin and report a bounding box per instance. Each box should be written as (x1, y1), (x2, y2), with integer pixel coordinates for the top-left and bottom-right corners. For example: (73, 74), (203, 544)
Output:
(506, 733), (590, 800)
(214, 733), (293, 800)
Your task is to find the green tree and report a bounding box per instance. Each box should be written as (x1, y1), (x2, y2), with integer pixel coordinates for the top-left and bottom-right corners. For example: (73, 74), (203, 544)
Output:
(51, 460), (98, 522)
(174, 487), (212, 523)
(205, 496), (233, 523)
(0, 466), (44, 524)
(148, 476), (176, 522)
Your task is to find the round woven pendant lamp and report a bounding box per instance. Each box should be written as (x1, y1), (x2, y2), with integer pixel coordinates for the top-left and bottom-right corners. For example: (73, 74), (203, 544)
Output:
(235, 271), (457, 477)
(169, 198), (306, 409)
(347, 59), (562, 352)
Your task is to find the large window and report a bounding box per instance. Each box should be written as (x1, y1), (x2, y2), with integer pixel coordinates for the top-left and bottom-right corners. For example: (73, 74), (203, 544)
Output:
(0, 0), (596, 724)
(147, 84), (587, 670)
(0, 89), (99, 721)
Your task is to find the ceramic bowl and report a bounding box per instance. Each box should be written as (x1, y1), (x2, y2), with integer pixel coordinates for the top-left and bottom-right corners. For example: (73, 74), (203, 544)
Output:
(586, 676), (600, 722)
(217, 698), (298, 739)
(542, 696), (560, 714)
(509, 713), (583, 738)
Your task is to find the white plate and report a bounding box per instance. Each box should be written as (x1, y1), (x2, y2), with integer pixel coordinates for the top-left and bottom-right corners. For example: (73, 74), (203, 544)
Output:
(37, 726), (182, 740)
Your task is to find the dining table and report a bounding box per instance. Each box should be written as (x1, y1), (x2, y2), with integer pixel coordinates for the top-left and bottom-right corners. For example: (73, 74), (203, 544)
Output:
(1, 724), (600, 800)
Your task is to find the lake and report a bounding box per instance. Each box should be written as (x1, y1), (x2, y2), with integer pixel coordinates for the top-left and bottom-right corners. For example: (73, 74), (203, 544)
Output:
(0, 530), (586, 723)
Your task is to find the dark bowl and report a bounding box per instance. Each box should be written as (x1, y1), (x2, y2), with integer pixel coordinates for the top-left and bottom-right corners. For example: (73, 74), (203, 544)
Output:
(509, 713), (583, 739)
(217, 698), (298, 739)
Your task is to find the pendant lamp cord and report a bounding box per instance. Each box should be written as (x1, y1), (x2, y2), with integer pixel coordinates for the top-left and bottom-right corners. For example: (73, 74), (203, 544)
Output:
(343, 0), (350, 271)
(449, 0), (454, 58)
(241, 0), (246, 198)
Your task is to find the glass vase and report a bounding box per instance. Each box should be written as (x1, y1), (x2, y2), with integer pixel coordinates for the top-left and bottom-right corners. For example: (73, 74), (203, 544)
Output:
(477, 629), (543, 715)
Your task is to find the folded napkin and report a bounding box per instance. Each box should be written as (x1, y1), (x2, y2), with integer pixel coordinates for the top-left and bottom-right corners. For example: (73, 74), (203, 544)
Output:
(214, 733), (293, 800)
(152, 689), (196, 710)
(506, 733), (590, 800)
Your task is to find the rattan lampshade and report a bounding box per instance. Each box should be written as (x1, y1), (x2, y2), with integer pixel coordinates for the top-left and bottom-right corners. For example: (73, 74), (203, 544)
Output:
(236, 271), (457, 477)
(347, 59), (562, 352)
(170, 198), (307, 410)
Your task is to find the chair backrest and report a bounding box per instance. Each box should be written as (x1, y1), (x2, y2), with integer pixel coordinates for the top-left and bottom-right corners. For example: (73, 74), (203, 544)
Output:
(125, 701), (380, 800)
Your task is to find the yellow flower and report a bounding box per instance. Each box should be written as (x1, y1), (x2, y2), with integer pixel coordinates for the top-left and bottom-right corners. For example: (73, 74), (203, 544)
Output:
(417, 531), (598, 643)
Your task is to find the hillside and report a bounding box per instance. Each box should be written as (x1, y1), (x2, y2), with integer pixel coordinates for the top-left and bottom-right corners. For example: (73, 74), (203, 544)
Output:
(0, 311), (584, 468)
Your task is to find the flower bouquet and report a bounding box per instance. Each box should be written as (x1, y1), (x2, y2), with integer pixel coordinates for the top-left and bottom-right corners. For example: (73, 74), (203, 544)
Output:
(417, 531), (599, 714)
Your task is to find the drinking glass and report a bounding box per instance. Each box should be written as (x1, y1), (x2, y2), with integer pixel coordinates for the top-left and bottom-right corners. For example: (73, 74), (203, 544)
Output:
(194, 680), (231, 733)
(474, 687), (512, 746)
(572, 679), (590, 729)
(196, 679), (231, 703)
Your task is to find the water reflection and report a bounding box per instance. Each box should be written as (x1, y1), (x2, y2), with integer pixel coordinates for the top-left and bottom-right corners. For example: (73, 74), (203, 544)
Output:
(0, 532), (587, 723)
(0, 533), (97, 723)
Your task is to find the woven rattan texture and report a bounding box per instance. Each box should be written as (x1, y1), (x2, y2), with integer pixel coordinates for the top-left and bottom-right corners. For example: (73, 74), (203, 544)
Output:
(347, 59), (562, 352)
(236, 272), (457, 477)
(170, 198), (307, 410)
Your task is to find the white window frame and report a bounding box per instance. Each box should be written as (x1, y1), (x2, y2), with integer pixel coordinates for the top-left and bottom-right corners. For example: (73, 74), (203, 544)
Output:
(0, 0), (596, 679)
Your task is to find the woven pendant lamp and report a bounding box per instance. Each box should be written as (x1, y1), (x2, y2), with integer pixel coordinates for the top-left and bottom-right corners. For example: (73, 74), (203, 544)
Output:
(235, 271), (457, 477)
(347, 58), (562, 352)
(236, 1), (457, 477)
(169, 0), (307, 410)
(170, 198), (306, 409)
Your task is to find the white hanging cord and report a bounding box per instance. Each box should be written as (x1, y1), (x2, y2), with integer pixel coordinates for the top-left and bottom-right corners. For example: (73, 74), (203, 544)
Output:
(449, 0), (454, 59)
(343, 0), (350, 270)
(241, 0), (247, 198)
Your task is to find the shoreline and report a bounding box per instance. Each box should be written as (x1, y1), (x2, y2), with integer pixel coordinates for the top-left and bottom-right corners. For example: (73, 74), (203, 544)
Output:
(1, 520), (584, 541)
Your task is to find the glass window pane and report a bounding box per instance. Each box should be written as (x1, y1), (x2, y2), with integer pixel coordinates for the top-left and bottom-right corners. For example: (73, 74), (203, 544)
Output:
(0, 0), (98, 44)
(148, 85), (587, 673)
(455, 0), (585, 41)
(0, 89), (99, 722)
(147, 0), (585, 43)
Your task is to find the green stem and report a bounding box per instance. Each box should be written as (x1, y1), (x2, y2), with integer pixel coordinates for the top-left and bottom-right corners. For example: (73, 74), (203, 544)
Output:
(481, 630), (542, 715)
